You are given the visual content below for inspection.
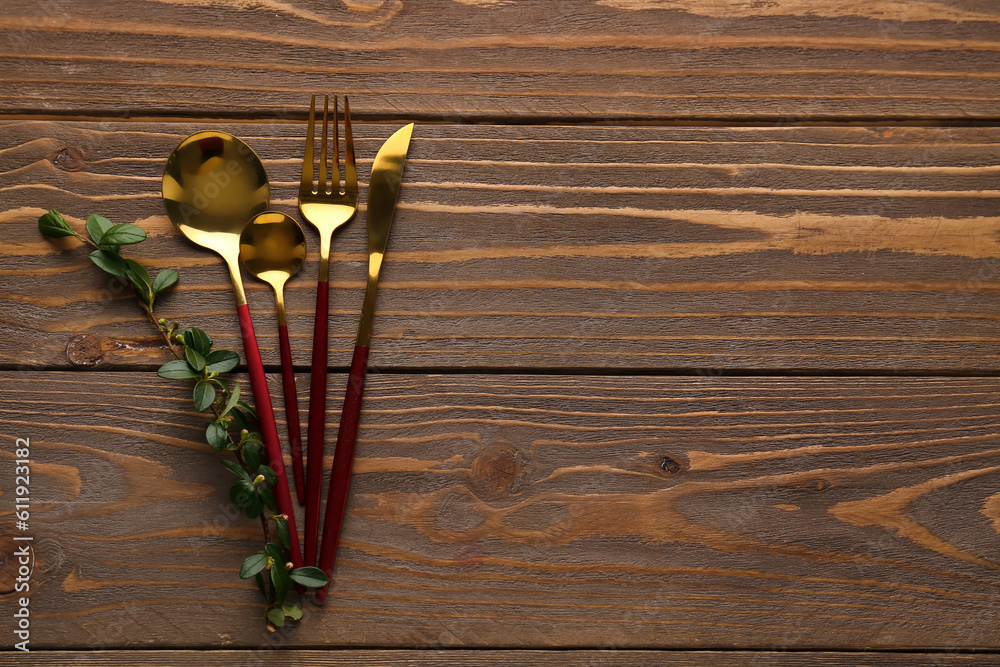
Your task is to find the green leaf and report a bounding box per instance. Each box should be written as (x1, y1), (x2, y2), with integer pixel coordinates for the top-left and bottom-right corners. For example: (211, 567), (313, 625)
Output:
(289, 566), (329, 589)
(258, 464), (278, 487)
(151, 269), (179, 294)
(89, 249), (128, 277)
(264, 542), (284, 561)
(237, 400), (257, 421)
(267, 606), (285, 628)
(193, 379), (215, 411)
(185, 347), (206, 372)
(182, 328), (213, 356)
(125, 259), (151, 287)
(100, 222), (146, 245)
(243, 439), (262, 471)
(205, 349), (240, 374)
(281, 602), (303, 620)
(38, 210), (76, 238)
(220, 458), (248, 480)
(219, 381), (241, 418)
(270, 556), (290, 604)
(157, 359), (199, 380)
(245, 492), (265, 519)
(125, 272), (151, 305)
(254, 573), (266, 598)
(230, 480), (255, 508)
(239, 553), (269, 579)
(125, 259), (153, 305)
(259, 487), (275, 512)
(85, 214), (114, 245)
(205, 422), (227, 452)
(274, 516), (291, 550)
(231, 407), (250, 431)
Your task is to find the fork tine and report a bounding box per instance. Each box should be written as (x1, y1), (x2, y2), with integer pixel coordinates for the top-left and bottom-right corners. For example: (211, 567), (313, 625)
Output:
(319, 95), (329, 194)
(300, 94), (316, 193)
(343, 96), (357, 195)
(332, 95), (341, 193)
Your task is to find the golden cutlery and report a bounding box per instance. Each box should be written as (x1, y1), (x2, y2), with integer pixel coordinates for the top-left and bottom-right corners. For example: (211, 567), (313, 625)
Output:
(298, 94), (359, 566)
(239, 211), (308, 504)
(161, 131), (303, 570)
(316, 122), (414, 601)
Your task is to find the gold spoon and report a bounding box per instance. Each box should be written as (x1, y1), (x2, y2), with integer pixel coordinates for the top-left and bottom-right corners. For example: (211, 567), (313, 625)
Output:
(240, 212), (308, 505)
(162, 131), (303, 569)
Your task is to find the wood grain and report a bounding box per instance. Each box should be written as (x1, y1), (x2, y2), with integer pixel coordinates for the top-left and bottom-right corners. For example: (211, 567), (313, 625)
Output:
(1, 649), (998, 666)
(4, 371), (1000, 650)
(4, 121), (1000, 371)
(2, 0), (1000, 121)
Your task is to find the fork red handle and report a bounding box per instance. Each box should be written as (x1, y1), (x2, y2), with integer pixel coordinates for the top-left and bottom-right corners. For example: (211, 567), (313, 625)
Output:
(304, 279), (329, 566)
(277, 323), (304, 504)
(236, 303), (302, 570)
(316, 343), (369, 601)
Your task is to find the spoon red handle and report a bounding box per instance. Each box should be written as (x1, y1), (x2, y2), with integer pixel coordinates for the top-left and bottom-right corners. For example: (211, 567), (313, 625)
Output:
(304, 279), (329, 566)
(316, 343), (369, 601)
(278, 323), (305, 505)
(236, 303), (302, 570)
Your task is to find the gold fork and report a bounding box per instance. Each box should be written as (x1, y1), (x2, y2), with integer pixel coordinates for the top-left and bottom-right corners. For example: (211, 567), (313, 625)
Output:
(299, 94), (358, 567)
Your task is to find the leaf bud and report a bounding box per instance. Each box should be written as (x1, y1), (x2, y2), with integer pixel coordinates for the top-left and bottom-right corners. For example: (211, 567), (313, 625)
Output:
(253, 474), (265, 486)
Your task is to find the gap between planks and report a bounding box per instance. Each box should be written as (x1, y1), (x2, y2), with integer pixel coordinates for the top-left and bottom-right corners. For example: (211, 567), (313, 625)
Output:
(4, 112), (1000, 128)
(0, 649), (999, 666)
(10, 364), (1000, 378)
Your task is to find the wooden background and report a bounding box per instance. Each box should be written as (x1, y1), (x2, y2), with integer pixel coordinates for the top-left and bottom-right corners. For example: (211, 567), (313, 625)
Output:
(2, 0), (1000, 664)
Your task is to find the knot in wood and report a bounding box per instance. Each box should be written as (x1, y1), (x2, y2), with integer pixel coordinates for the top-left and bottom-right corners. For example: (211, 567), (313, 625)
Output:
(801, 478), (832, 493)
(0, 535), (25, 593)
(66, 333), (103, 366)
(659, 456), (681, 474)
(51, 145), (86, 172)
(471, 444), (521, 493)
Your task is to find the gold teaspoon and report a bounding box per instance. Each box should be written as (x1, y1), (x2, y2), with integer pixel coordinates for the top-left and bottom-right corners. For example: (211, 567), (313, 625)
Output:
(240, 212), (308, 504)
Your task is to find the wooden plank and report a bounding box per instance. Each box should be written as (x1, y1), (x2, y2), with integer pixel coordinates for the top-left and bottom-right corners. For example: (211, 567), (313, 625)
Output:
(4, 120), (1000, 372)
(2, 0), (1000, 121)
(4, 371), (1000, 650)
(0, 649), (997, 666)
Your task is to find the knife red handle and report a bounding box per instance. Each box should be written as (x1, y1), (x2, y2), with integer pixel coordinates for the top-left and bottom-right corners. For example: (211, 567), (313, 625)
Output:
(316, 343), (369, 601)
(304, 279), (329, 566)
(278, 323), (305, 505)
(236, 303), (302, 570)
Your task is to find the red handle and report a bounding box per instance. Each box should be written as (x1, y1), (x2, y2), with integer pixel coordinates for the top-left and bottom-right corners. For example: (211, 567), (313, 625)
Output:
(304, 279), (329, 566)
(236, 303), (302, 570)
(278, 323), (305, 505)
(316, 344), (369, 601)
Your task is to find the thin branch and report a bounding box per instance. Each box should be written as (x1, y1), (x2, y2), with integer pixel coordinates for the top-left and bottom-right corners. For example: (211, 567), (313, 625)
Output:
(141, 296), (183, 361)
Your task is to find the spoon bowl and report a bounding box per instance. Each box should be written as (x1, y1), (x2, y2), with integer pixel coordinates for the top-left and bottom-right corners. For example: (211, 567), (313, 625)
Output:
(240, 211), (307, 298)
(162, 131), (269, 276)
